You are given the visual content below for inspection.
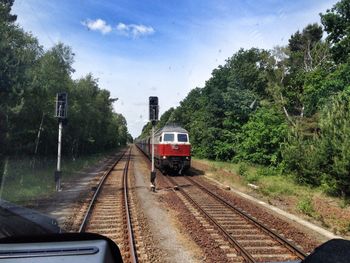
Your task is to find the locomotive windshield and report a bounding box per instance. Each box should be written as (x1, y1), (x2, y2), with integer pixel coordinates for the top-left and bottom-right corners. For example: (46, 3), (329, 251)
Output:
(177, 134), (188, 142)
(163, 133), (175, 142)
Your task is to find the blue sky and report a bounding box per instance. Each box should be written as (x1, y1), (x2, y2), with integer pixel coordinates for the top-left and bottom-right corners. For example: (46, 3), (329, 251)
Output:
(13, 0), (338, 137)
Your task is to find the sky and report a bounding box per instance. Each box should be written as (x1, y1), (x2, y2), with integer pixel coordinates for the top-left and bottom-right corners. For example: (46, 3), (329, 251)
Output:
(13, 0), (338, 137)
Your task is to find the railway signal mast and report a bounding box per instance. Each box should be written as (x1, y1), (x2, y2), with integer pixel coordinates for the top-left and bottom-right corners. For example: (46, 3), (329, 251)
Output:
(54, 92), (68, 192)
(149, 96), (159, 192)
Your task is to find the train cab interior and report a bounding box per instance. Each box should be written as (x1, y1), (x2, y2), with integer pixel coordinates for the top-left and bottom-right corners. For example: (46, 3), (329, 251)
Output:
(0, 231), (349, 263)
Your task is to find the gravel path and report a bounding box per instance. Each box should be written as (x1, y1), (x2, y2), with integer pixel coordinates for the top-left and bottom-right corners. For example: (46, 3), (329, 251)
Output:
(132, 146), (202, 263)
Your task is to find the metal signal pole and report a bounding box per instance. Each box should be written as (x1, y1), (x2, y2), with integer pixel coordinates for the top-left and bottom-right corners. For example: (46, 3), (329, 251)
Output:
(54, 92), (67, 192)
(149, 96), (158, 192)
(151, 125), (155, 172)
(56, 120), (62, 191)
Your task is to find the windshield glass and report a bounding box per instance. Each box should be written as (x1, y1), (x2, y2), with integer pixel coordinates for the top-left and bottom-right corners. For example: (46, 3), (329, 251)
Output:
(177, 134), (188, 142)
(163, 133), (174, 142)
(1, 0), (350, 262)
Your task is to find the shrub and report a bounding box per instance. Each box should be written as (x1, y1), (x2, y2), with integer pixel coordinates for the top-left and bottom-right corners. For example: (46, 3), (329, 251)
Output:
(235, 107), (288, 165)
(257, 166), (280, 177)
(238, 162), (248, 177)
(297, 196), (315, 216)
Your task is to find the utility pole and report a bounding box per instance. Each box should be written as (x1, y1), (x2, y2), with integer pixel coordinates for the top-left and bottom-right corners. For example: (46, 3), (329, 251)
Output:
(149, 96), (159, 192)
(54, 92), (68, 192)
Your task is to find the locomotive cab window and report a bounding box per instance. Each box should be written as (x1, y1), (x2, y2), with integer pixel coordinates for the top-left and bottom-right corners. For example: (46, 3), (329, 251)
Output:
(159, 136), (162, 142)
(163, 133), (174, 142)
(177, 134), (188, 142)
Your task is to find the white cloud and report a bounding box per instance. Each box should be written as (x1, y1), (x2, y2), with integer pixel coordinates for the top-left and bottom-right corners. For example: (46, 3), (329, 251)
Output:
(82, 19), (112, 34)
(116, 22), (155, 37)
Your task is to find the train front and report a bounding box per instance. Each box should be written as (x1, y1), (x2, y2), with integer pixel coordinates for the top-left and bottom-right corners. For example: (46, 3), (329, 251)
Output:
(156, 126), (191, 174)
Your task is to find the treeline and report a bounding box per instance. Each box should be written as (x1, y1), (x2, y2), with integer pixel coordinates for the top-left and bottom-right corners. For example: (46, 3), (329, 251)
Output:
(141, 0), (350, 197)
(0, 0), (131, 158)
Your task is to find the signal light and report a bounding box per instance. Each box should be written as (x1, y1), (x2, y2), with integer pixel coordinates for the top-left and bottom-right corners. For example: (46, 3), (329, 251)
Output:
(55, 92), (68, 119)
(149, 96), (159, 121)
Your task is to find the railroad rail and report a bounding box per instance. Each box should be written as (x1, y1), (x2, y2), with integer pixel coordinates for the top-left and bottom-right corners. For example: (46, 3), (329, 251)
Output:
(79, 148), (138, 263)
(166, 175), (307, 263)
(78, 151), (126, 232)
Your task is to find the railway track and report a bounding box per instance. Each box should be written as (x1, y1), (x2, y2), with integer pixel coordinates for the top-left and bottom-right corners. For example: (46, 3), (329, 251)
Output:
(78, 148), (139, 263)
(165, 175), (307, 263)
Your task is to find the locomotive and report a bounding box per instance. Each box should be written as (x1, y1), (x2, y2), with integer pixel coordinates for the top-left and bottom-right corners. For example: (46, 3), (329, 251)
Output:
(136, 125), (191, 174)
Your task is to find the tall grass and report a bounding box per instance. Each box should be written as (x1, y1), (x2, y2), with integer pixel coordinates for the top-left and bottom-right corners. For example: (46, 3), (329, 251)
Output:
(0, 153), (110, 204)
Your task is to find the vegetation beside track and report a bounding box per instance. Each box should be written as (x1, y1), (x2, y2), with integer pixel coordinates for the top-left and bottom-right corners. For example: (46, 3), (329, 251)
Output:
(0, 152), (114, 203)
(192, 158), (350, 237)
(0, 1), (132, 162)
(141, 0), (350, 199)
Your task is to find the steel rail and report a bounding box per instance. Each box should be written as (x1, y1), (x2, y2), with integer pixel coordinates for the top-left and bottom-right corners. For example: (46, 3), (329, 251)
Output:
(79, 150), (126, 233)
(166, 176), (256, 263)
(123, 148), (138, 263)
(185, 176), (307, 261)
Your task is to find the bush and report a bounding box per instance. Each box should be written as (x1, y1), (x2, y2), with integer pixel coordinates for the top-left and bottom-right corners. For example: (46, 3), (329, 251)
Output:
(235, 107), (288, 165)
(297, 196), (315, 216)
(257, 166), (280, 177)
(238, 162), (248, 177)
(245, 173), (260, 183)
(258, 176), (295, 197)
(283, 90), (350, 197)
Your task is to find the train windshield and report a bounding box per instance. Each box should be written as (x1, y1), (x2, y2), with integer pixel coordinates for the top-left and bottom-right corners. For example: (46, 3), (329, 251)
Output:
(3, 0), (350, 262)
(177, 134), (188, 142)
(163, 133), (175, 142)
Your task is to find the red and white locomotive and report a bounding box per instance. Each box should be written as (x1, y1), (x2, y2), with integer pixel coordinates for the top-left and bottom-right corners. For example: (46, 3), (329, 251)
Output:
(136, 125), (191, 174)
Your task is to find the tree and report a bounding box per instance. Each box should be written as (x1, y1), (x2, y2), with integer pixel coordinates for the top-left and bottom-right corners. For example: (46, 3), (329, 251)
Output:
(318, 90), (350, 196)
(235, 107), (288, 165)
(0, 9), (42, 155)
(321, 0), (350, 63)
(0, 0), (17, 23)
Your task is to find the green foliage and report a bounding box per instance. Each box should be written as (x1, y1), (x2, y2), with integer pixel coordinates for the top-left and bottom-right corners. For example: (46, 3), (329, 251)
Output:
(0, 6), (129, 158)
(238, 162), (248, 177)
(256, 166), (280, 177)
(0, 0), (17, 23)
(282, 133), (325, 186)
(318, 91), (350, 196)
(235, 107), (288, 165)
(245, 173), (260, 184)
(296, 196), (315, 217)
(259, 176), (295, 197)
(321, 0), (350, 63)
(284, 90), (350, 196)
(303, 62), (350, 115)
(137, 0), (350, 198)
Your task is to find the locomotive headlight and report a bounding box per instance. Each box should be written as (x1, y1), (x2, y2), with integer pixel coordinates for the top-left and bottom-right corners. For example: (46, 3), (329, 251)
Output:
(186, 156), (189, 160)
(162, 156), (167, 159)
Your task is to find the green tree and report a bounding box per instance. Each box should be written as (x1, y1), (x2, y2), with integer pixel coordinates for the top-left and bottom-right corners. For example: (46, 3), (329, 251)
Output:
(235, 107), (288, 165)
(318, 90), (350, 196)
(321, 0), (350, 63)
(0, 0), (17, 23)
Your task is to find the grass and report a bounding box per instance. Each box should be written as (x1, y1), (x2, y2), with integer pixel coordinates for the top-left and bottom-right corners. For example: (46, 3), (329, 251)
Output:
(258, 176), (297, 197)
(192, 157), (350, 236)
(296, 196), (316, 217)
(0, 152), (113, 204)
(193, 157), (314, 198)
